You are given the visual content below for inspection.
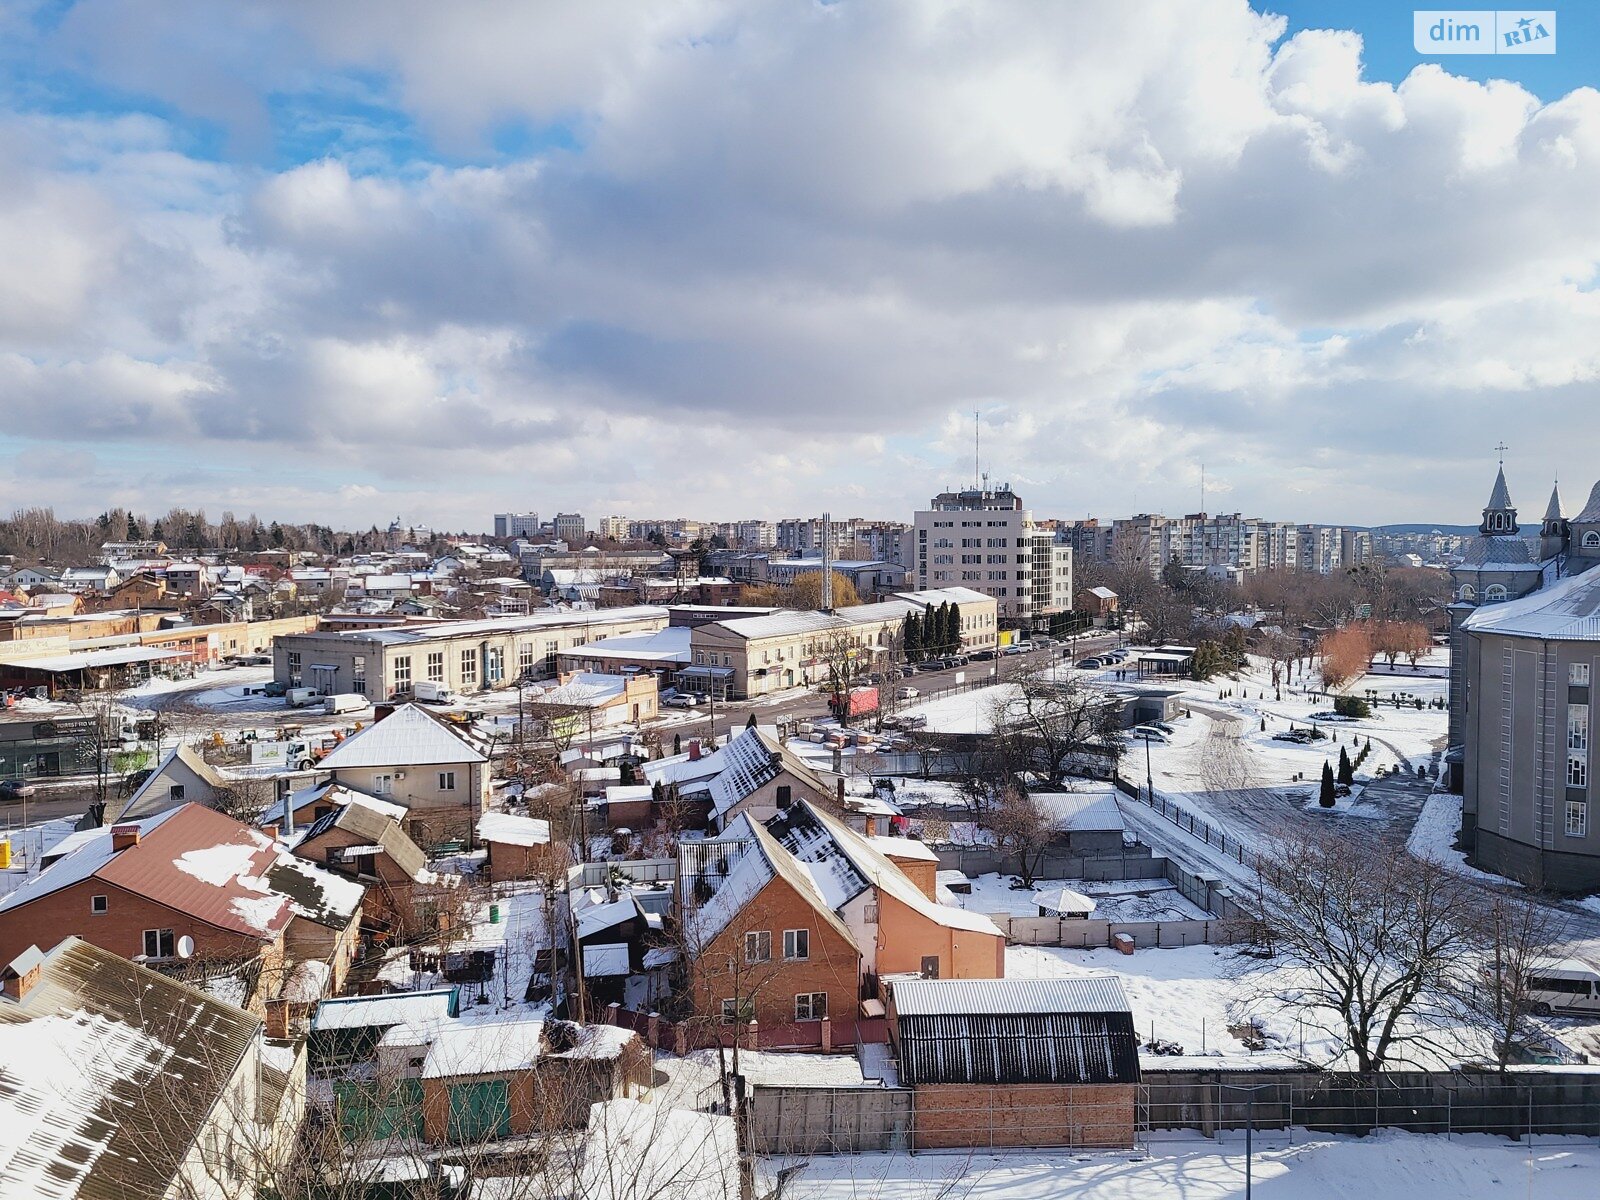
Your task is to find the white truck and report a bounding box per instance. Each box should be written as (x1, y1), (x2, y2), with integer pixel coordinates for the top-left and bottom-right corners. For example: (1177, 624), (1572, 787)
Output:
(323, 693), (370, 715)
(413, 681), (458, 704)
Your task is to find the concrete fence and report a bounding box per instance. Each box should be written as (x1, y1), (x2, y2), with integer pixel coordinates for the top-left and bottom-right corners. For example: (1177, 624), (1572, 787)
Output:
(931, 845), (1167, 881)
(748, 1086), (915, 1155)
(984, 914), (1241, 949)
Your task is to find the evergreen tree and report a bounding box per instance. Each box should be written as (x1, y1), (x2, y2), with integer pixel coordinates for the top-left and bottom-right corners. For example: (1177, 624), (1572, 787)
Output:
(149, 519), (164, 543)
(745, 712), (758, 729)
(939, 602), (955, 654)
(1319, 760), (1337, 807)
(947, 603), (962, 654)
(904, 612), (922, 663)
(126, 516), (142, 540)
(1338, 746), (1354, 786)
(673, 733), (682, 756)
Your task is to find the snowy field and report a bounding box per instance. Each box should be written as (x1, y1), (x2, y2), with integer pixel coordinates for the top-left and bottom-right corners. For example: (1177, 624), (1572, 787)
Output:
(957, 874), (1213, 922)
(777, 1131), (1600, 1200)
(899, 684), (1021, 735)
(1005, 942), (1492, 1067)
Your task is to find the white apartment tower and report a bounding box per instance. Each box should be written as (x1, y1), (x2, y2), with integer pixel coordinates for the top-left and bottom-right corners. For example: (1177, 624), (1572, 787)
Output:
(913, 486), (1072, 626)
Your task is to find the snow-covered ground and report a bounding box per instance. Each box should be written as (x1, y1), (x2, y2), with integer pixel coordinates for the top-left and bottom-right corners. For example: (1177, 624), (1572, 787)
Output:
(1005, 942), (1491, 1068)
(1407, 792), (1517, 886)
(899, 684), (1021, 735)
(778, 1131), (1600, 1200)
(956, 874), (1213, 921)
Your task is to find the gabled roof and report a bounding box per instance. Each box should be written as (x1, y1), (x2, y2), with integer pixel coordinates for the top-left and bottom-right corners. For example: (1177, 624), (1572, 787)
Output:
(316, 703), (487, 770)
(687, 818), (858, 954)
(0, 937), (260, 1200)
(119, 742), (229, 820)
(579, 1099), (739, 1200)
(0, 803), (361, 939)
(476, 811), (551, 848)
(295, 795), (431, 884)
(1462, 566), (1600, 641)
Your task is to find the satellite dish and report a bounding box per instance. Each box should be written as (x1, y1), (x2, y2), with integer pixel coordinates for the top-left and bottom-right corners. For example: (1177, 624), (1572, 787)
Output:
(176, 936), (195, 960)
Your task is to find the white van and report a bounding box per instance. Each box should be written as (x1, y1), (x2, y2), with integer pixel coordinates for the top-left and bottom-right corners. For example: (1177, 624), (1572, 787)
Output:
(285, 687), (321, 708)
(322, 693), (370, 715)
(1526, 959), (1600, 1016)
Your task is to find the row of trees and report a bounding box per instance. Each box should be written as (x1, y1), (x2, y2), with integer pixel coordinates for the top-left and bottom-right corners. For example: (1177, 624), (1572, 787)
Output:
(902, 602), (963, 662)
(0, 506), (451, 565)
(1319, 620), (1433, 689)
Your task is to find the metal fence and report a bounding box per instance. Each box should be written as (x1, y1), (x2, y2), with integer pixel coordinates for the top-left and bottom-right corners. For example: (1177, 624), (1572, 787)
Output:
(984, 914), (1240, 949)
(1114, 774), (1253, 865)
(1141, 1070), (1600, 1144)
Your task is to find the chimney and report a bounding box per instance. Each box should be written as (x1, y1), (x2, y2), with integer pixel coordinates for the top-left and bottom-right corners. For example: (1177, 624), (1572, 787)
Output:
(836, 777), (845, 803)
(111, 824), (141, 852)
(261, 824), (279, 843)
(688, 740), (701, 761)
(1, 949), (42, 1002)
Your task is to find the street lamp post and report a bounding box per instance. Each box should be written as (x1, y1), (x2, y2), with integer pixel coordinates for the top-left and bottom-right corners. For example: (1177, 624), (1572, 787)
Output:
(1218, 1083), (1275, 1199)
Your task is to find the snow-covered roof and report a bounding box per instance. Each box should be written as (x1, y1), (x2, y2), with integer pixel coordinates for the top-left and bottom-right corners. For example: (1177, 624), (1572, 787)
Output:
(566, 625), (691, 663)
(707, 610), (842, 640)
(1038, 887), (1097, 916)
(1032, 788), (1126, 833)
(583, 943), (632, 977)
(316, 703), (487, 769)
(476, 811), (551, 847)
(891, 974), (1131, 1017)
(533, 672), (627, 707)
(355, 606), (667, 647)
(1578, 479), (1600, 524)
(1462, 566), (1600, 641)
(421, 1020), (547, 1079)
(896, 586), (993, 607)
(867, 835), (939, 862)
(313, 989), (457, 1031)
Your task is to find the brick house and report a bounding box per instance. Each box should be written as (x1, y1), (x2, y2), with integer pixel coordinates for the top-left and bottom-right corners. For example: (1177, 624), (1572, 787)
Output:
(887, 976), (1140, 1150)
(641, 726), (839, 834)
(291, 792), (452, 941)
(476, 811), (562, 884)
(678, 800), (1005, 1032)
(0, 803), (363, 1008)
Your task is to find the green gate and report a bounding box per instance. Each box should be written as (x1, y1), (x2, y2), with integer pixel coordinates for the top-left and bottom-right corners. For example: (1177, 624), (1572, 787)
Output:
(335, 1078), (424, 1141)
(447, 1079), (512, 1143)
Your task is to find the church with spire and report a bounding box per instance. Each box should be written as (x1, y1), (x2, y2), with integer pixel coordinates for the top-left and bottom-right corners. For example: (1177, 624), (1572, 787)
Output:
(1449, 457), (1600, 890)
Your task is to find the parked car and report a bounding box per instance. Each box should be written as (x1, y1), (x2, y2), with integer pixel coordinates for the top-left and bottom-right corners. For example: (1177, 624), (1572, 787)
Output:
(1077, 658), (1103, 669)
(1001, 645), (1026, 656)
(1151, 720), (1177, 735)
(915, 661), (942, 672)
(0, 780), (36, 801)
(262, 680), (288, 697)
(895, 686), (920, 700)
(664, 694), (699, 708)
(900, 666), (917, 678)
(1129, 726), (1170, 743)
(971, 650), (995, 661)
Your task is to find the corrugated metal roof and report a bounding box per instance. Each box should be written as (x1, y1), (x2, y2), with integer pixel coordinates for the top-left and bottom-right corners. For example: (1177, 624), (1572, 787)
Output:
(0, 937), (260, 1200)
(891, 975), (1131, 1016)
(317, 703), (487, 769)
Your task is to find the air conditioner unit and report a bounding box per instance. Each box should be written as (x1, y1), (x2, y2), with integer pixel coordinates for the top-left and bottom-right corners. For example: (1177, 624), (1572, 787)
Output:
(394, 770), (407, 780)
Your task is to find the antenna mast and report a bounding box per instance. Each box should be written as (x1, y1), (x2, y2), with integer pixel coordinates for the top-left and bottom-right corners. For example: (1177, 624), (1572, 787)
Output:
(1200, 463), (1206, 514)
(821, 511), (834, 612)
(974, 410), (980, 491)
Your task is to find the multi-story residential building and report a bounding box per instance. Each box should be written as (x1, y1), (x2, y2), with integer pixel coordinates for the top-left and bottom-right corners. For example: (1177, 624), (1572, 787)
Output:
(720, 520), (777, 549)
(1110, 513), (1368, 578)
(493, 512), (541, 539)
(912, 487), (1065, 626)
(1061, 519), (1114, 566)
(552, 513), (587, 544)
(597, 515), (630, 541)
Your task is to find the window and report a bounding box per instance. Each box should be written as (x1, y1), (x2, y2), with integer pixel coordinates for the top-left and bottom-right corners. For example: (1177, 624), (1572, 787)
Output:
(169, 784), (185, 803)
(920, 955), (941, 978)
(374, 774), (394, 795)
(744, 930), (771, 963)
(438, 770), (457, 791)
(287, 650), (302, 684)
(486, 646), (504, 684)
(1571, 705), (1590, 752)
(783, 929), (810, 961)
(776, 784), (792, 809)
(1585, 531), (1600, 549)
(1569, 756), (1588, 789)
(90, 895), (108, 914)
(393, 655), (412, 689)
(1568, 800), (1588, 838)
(352, 655), (366, 695)
(518, 642), (536, 675)
(143, 928), (175, 959)
(720, 998), (753, 1025)
(460, 649), (478, 686)
(1459, 584), (1476, 601)
(1573, 664), (1592, 687)
(863, 902), (879, 923)
(795, 992), (828, 1021)
(427, 652), (445, 682)
(1485, 584), (1507, 602)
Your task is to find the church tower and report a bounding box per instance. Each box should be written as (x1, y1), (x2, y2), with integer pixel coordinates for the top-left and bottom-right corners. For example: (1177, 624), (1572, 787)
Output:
(1539, 481), (1568, 562)
(1480, 465), (1518, 536)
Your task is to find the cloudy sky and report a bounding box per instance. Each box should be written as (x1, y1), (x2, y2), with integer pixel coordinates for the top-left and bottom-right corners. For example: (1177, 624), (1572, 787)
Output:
(2, 1), (1598, 533)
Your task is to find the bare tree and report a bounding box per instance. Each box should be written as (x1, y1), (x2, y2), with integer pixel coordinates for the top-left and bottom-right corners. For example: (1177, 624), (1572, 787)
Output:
(988, 666), (1125, 787)
(1251, 831), (1474, 1071)
(1452, 892), (1570, 1072)
(987, 781), (1054, 888)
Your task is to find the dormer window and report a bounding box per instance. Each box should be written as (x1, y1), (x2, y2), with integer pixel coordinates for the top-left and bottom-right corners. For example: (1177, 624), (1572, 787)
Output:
(1485, 584), (1507, 603)
(1585, 532), (1600, 549)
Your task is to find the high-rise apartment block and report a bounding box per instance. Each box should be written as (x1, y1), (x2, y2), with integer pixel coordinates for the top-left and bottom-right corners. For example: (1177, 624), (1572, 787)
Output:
(912, 486), (1071, 626)
(493, 511), (540, 538)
